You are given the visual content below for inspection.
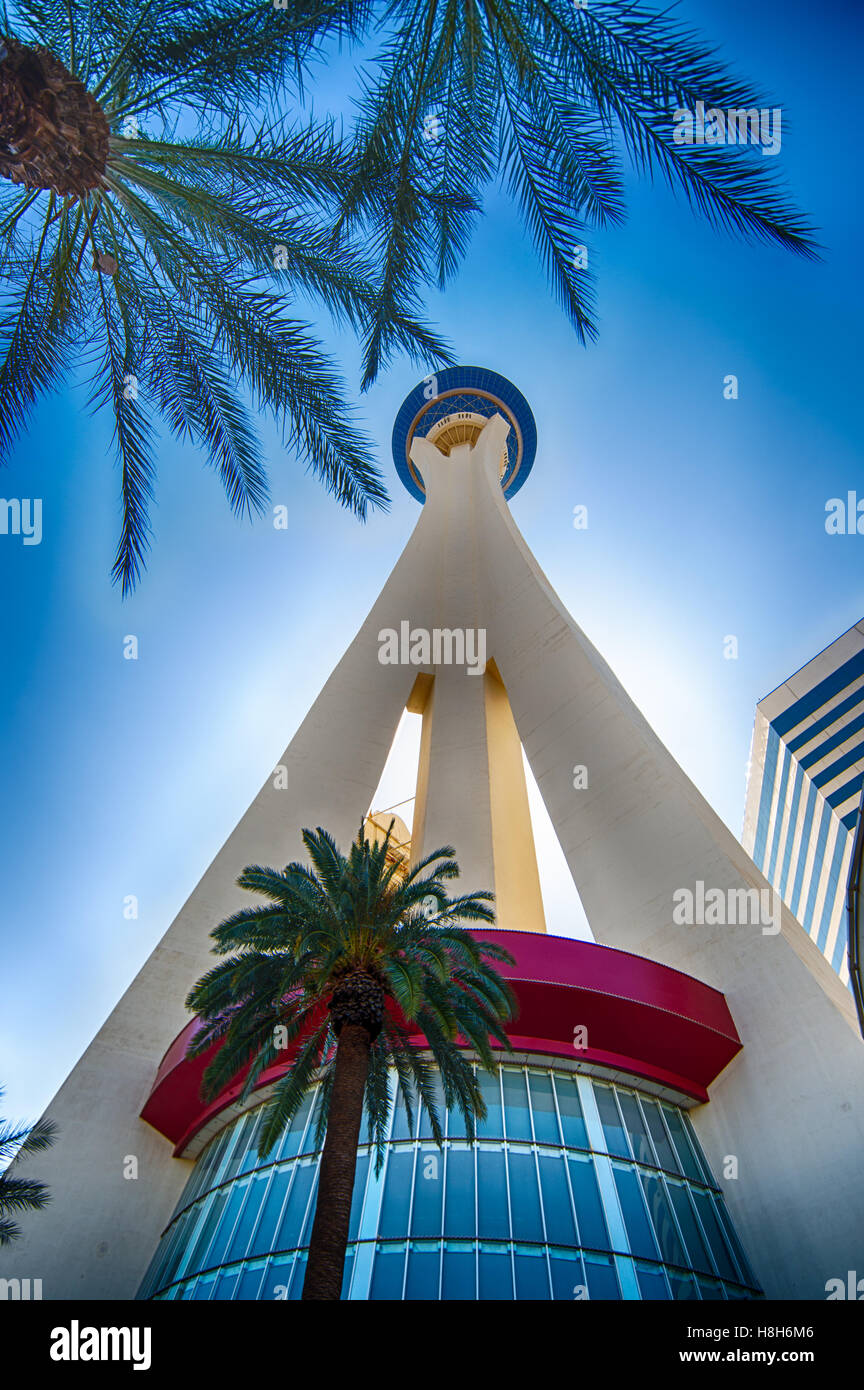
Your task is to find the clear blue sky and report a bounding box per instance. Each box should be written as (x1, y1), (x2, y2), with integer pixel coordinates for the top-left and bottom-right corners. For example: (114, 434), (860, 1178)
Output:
(2, 0), (862, 1127)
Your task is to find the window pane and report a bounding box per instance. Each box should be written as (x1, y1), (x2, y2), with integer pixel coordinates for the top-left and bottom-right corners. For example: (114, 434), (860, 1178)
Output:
(444, 1145), (476, 1238)
(207, 1177), (251, 1267)
(265, 1254), (296, 1300)
(691, 1191), (738, 1282)
(640, 1174), (687, 1267)
(212, 1267), (241, 1300)
(277, 1094), (314, 1159)
(222, 1115), (254, 1182)
(697, 1278), (725, 1300)
(475, 1071), (504, 1138)
(411, 1147), (445, 1237)
(370, 1242), (406, 1299)
(507, 1150), (543, 1242)
(567, 1154), (608, 1250)
(379, 1149), (415, 1239)
(348, 1154), (370, 1242)
(667, 1182), (713, 1275)
(514, 1244), (550, 1299)
(226, 1171), (269, 1262)
(502, 1068), (532, 1141)
(668, 1271), (699, 1300)
(661, 1105), (703, 1181)
(390, 1088), (416, 1141)
(594, 1085), (630, 1158)
(235, 1259), (268, 1299)
(538, 1153), (577, 1246)
(584, 1253), (620, 1299)
(617, 1092), (655, 1167)
(186, 1189), (228, 1273)
(554, 1074), (588, 1150)
(528, 1072), (560, 1145)
(636, 1264), (669, 1300)
(478, 1243), (513, 1299)
(192, 1270), (217, 1301)
(418, 1074), (446, 1140)
(405, 1241), (441, 1298)
(442, 1241), (476, 1299)
(641, 1100), (677, 1170)
(272, 1158), (316, 1253)
(612, 1166), (658, 1261)
(251, 1166), (294, 1256)
(550, 1248), (584, 1301)
(477, 1146), (510, 1239)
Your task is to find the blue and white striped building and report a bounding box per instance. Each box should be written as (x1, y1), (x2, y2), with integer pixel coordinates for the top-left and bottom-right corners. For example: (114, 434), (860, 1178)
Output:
(743, 620), (864, 984)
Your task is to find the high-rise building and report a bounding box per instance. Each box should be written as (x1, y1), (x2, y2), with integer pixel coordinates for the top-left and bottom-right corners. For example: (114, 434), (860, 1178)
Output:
(5, 369), (864, 1302)
(743, 620), (864, 985)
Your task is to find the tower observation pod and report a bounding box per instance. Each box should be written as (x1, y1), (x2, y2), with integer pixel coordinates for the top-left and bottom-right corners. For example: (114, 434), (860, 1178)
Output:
(6, 368), (864, 1303)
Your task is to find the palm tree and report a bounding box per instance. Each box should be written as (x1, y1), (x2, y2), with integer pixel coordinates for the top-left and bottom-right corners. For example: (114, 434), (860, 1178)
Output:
(0, 0), (449, 592)
(186, 822), (517, 1301)
(0, 1086), (56, 1244)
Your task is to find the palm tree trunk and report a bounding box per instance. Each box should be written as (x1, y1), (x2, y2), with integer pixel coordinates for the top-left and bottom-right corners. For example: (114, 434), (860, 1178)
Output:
(301, 1022), (370, 1300)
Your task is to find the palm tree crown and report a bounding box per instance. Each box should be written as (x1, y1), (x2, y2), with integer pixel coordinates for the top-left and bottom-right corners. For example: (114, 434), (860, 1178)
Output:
(186, 822), (517, 1299)
(0, 0), (448, 592)
(0, 1086), (56, 1245)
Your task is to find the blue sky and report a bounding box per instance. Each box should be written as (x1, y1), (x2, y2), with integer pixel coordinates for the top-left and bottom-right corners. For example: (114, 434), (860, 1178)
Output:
(1, 0), (862, 1127)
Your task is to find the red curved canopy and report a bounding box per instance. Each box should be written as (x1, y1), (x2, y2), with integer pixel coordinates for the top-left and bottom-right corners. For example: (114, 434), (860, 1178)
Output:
(140, 929), (742, 1154)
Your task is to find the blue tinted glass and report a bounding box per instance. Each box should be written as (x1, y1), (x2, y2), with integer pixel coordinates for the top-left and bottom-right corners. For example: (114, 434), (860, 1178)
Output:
(636, 1264), (669, 1300)
(222, 1115), (254, 1181)
(444, 1145), (475, 1238)
(549, 1248), (584, 1300)
(594, 1085), (630, 1158)
(277, 1094), (313, 1159)
(370, 1243), (406, 1299)
(265, 1254), (296, 1300)
(192, 1271), (217, 1301)
(691, 1191), (737, 1282)
(212, 1267), (241, 1300)
(411, 1148), (445, 1237)
(250, 1167), (294, 1257)
(528, 1072), (560, 1145)
(272, 1159), (316, 1253)
(478, 1243), (513, 1299)
(514, 1244), (550, 1299)
(715, 1198), (756, 1286)
(186, 1189), (228, 1273)
(538, 1152), (577, 1246)
(442, 1242), (476, 1299)
(567, 1154), (608, 1250)
(697, 1278), (724, 1300)
(613, 1166), (657, 1260)
(617, 1092), (655, 1166)
(287, 1252), (308, 1299)
(641, 1101), (677, 1170)
(477, 1146), (510, 1239)
(554, 1075), (588, 1150)
(668, 1271), (699, 1300)
(207, 1178), (251, 1267)
(475, 1071), (503, 1138)
(391, 1088), (415, 1141)
(584, 1254), (620, 1299)
(340, 1250), (354, 1300)
(418, 1074), (446, 1140)
(379, 1149), (415, 1238)
(405, 1241), (441, 1298)
(640, 1174), (686, 1267)
(348, 1154), (369, 1242)
(227, 1170), (269, 1262)
(661, 1106), (702, 1181)
(508, 1150), (544, 1242)
(235, 1260), (268, 1299)
(668, 1182), (713, 1274)
(502, 1068), (533, 1141)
